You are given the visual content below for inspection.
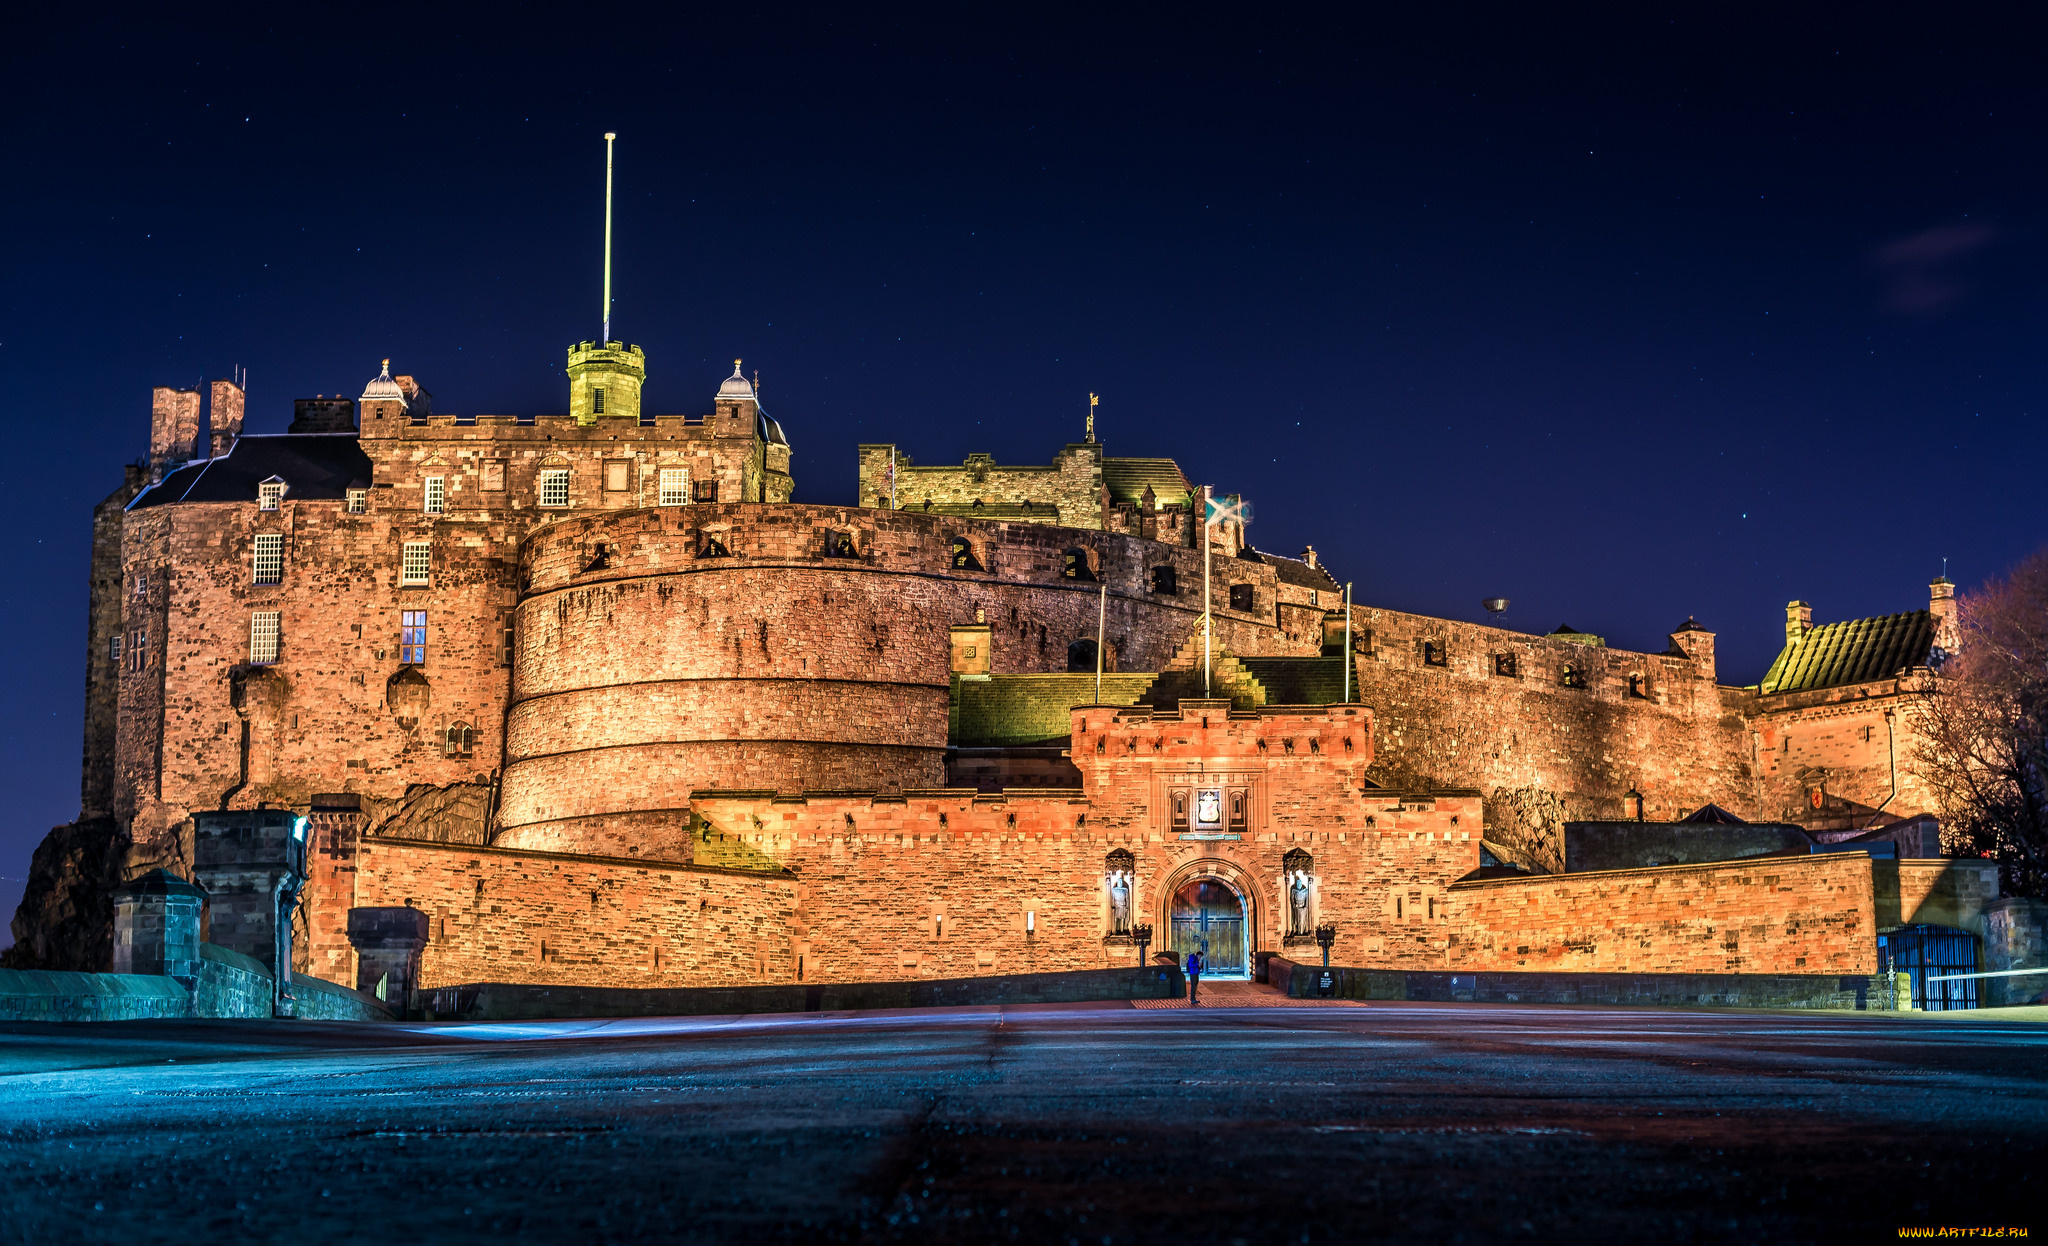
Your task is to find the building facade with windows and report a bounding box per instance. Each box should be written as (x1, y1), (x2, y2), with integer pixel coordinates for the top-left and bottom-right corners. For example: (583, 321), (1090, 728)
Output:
(17, 337), (2019, 1006)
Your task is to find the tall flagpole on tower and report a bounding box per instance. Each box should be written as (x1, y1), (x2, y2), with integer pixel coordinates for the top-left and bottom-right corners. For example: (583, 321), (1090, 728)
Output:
(1202, 485), (1212, 698)
(602, 132), (617, 343)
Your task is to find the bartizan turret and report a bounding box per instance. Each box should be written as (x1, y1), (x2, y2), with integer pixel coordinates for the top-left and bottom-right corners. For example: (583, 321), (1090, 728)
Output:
(567, 340), (646, 425)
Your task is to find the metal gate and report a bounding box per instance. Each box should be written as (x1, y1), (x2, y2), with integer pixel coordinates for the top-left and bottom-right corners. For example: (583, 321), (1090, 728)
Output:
(1880, 924), (1979, 1011)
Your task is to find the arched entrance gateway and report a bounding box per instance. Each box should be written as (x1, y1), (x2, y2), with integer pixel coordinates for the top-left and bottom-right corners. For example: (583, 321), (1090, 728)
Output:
(1168, 876), (1250, 977)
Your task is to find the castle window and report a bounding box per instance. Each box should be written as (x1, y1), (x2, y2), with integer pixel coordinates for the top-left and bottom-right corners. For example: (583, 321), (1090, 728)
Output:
(423, 476), (446, 515)
(1062, 547), (1097, 581)
(109, 634), (122, 664)
(693, 478), (718, 503)
(1422, 639), (1447, 667)
(696, 532), (732, 558)
(345, 488), (368, 514)
(951, 537), (982, 571)
(823, 530), (858, 558)
(1493, 652), (1518, 678)
(401, 541), (432, 586)
(252, 534), (284, 585)
(592, 387), (606, 415)
(1229, 583), (1255, 612)
(444, 722), (474, 759)
(130, 630), (147, 672)
(1151, 566), (1178, 595)
(538, 468), (570, 508)
(399, 610), (427, 665)
(257, 478), (285, 511)
(1309, 589), (1319, 608)
(603, 459), (630, 492)
(1628, 673), (1647, 699)
(658, 466), (689, 506)
(249, 611), (281, 665)
(500, 611), (516, 667)
(132, 573), (147, 599)
(1560, 664), (1586, 689)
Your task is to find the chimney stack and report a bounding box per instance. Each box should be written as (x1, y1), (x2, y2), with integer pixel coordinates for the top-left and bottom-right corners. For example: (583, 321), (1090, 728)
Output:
(149, 387), (202, 477)
(1301, 545), (1319, 570)
(209, 379), (245, 459)
(1930, 577), (1960, 656)
(1785, 600), (1813, 646)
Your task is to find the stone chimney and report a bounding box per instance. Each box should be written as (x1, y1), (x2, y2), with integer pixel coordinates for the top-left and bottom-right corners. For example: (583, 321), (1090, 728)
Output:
(149, 387), (201, 476)
(209, 379), (245, 459)
(1302, 545), (1320, 571)
(1930, 577), (1961, 656)
(1785, 600), (1813, 646)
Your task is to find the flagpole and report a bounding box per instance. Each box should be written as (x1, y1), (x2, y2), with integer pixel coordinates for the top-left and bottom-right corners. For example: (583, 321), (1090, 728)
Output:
(889, 447), (897, 510)
(1095, 581), (1106, 704)
(1342, 581), (1353, 702)
(1202, 485), (1212, 698)
(601, 132), (616, 343)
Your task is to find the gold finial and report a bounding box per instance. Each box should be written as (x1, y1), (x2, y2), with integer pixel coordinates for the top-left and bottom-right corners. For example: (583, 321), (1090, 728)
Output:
(734, 358), (743, 373)
(1087, 392), (1098, 442)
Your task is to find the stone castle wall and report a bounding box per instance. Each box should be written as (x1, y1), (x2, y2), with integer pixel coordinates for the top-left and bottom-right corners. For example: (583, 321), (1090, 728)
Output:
(353, 837), (798, 989)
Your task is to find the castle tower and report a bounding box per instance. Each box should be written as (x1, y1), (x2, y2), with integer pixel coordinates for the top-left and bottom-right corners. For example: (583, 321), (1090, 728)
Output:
(359, 359), (409, 423)
(567, 340), (647, 424)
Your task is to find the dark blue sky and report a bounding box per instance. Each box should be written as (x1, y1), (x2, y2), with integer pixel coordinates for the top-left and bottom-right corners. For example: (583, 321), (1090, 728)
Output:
(3, 6), (2042, 937)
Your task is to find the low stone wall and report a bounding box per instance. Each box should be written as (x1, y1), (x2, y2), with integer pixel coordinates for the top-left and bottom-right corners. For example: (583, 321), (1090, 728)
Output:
(0, 944), (391, 1022)
(0, 970), (190, 1022)
(449, 965), (1185, 1021)
(1270, 957), (1877, 1009)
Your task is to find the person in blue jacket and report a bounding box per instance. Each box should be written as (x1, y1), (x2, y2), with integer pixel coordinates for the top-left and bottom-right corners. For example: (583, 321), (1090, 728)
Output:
(1185, 947), (1205, 1005)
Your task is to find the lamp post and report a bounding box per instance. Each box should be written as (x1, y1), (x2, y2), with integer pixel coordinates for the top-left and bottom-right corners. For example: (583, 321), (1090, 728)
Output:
(1315, 923), (1337, 968)
(1132, 924), (1153, 969)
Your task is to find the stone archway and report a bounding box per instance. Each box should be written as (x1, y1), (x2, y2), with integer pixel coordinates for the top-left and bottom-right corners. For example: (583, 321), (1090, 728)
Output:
(1157, 858), (1262, 978)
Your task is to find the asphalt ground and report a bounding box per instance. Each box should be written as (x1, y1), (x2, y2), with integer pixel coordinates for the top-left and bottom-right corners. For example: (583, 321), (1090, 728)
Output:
(1, 1001), (2043, 1245)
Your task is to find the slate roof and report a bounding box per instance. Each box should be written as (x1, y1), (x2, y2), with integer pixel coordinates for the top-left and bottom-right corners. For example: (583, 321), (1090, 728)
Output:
(1101, 457), (1194, 508)
(1757, 611), (1935, 695)
(1241, 547), (1341, 592)
(128, 434), (374, 511)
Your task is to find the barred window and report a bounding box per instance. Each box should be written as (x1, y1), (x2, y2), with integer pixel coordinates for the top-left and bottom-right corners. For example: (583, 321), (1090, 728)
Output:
(400, 610), (427, 665)
(257, 479), (285, 511)
(658, 466), (689, 506)
(345, 488), (368, 514)
(592, 387), (606, 416)
(424, 476), (446, 515)
(249, 612), (281, 664)
(252, 534), (284, 585)
(538, 468), (570, 508)
(130, 629), (147, 671)
(693, 478), (718, 504)
(109, 634), (123, 664)
(401, 541), (431, 586)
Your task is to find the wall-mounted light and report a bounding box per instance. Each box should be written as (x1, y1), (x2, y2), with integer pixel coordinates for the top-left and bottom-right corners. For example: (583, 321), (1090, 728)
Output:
(1026, 910), (1036, 936)
(934, 914), (944, 938)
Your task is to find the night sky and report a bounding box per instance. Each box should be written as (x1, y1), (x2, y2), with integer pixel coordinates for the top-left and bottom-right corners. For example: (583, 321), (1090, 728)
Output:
(2, 7), (2041, 938)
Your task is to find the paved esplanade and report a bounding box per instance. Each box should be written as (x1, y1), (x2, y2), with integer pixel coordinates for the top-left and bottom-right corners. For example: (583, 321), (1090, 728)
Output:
(3, 1000), (2043, 1243)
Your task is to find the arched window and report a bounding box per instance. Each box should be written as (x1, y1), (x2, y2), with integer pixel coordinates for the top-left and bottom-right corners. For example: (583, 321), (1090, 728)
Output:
(444, 722), (474, 759)
(1068, 637), (1100, 672)
(950, 537), (982, 571)
(1062, 547), (1097, 581)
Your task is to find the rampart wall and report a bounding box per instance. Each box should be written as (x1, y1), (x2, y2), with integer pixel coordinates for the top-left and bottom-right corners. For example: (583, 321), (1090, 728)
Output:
(351, 837), (799, 989)
(1444, 851), (1881, 975)
(1342, 606), (1757, 869)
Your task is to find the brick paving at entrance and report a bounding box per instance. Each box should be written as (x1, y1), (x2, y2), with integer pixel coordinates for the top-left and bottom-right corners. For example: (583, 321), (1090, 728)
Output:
(1131, 979), (1368, 1008)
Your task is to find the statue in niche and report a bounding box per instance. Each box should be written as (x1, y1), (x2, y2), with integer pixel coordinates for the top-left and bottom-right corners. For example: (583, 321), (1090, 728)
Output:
(1109, 872), (1132, 934)
(1289, 871), (1311, 936)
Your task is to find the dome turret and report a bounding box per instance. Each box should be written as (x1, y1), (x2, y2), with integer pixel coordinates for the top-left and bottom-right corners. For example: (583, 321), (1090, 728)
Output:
(717, 360), (756, 402)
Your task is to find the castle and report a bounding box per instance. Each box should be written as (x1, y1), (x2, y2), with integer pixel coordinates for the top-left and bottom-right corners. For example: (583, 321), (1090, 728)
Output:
(9, 333), (2021, 1008)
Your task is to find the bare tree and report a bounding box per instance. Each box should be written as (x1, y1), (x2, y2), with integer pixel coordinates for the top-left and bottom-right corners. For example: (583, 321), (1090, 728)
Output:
(1910, 548), (2048, 897)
